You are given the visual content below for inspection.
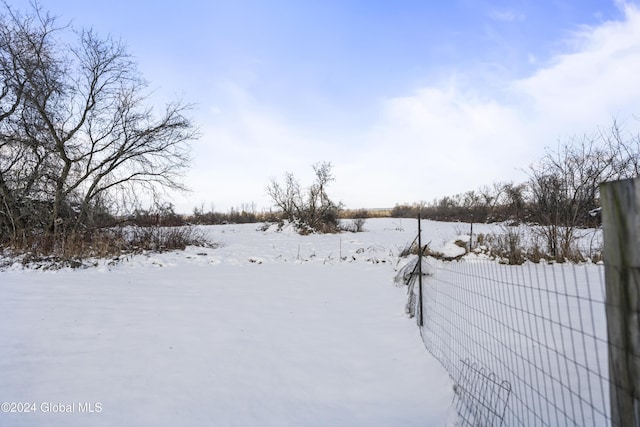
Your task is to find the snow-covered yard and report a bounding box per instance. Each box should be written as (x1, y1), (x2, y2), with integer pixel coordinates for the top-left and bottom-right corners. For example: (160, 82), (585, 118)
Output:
(0, 219), (455, 427)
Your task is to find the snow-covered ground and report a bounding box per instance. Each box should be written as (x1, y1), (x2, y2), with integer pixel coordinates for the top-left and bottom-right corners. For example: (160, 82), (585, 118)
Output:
(1, 218), (460, 427)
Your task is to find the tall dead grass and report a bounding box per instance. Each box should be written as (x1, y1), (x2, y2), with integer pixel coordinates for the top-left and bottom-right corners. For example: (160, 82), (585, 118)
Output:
(1, 225), (214, 269)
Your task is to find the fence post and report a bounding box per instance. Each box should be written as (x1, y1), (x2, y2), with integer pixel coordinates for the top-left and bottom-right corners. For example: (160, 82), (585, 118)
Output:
(600, 177), (640, 427)
(418, 214), (424, 327)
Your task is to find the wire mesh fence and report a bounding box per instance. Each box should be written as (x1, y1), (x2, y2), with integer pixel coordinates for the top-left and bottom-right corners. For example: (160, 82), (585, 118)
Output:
(401, 252), (610, 426)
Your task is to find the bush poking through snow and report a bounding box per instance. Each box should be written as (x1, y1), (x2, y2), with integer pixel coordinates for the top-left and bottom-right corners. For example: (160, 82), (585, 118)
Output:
(266, 161), (343, 234)
(340, 218), (367, 233)
(471, 226), (599, 264)
(4, 226), (214, 269)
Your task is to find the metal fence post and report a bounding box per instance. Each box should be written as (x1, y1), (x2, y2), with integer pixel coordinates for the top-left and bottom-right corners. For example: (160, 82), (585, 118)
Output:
(418, 214), (424, 327)
(600, 177), (640, 427)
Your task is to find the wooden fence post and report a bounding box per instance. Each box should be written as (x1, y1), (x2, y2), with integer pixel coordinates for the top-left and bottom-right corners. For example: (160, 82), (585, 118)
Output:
(600, 177), (640, 427)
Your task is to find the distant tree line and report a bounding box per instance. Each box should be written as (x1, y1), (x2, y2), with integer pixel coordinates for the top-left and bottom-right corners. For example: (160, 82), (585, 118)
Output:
(189, 203), (279, 225)
(391, 121), (640, 259)
(0, 3), (197, 260)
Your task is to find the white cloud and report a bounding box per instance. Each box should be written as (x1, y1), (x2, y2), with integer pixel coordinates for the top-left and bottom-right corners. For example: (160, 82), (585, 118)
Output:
(513, 2), (640, 132)
(176, 3), (640, 212)
(173, 83), (349, 212)
(333, 3), (640, 208)
(336, 85), (528, 208)
(489, 9), (525, 23)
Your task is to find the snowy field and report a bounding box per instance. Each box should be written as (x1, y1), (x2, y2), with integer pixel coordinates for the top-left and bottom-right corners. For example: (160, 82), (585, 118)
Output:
(1, 218), (462, 427)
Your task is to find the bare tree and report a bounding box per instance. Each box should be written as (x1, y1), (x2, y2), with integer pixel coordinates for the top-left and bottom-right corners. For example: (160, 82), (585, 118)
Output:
(266, 161), (342, 233)
(0, 1), (63, 240)
(601, 119), (640, 178)
(502, 182), (527, 223)
(266, 171), (303, 222)
(0, 2), (196, 245)
(527, 128), (636, 260)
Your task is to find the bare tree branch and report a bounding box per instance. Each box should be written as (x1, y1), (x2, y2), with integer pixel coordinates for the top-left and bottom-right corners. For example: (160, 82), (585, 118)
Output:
(0, 2), (197, 241)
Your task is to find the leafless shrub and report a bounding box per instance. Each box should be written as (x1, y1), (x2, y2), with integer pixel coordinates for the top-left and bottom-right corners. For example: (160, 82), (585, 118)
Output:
(353, 217), (367, 232)
(126, 226), (212, 252)
(483, 227), (526, 265)
(4, 225), (213, 269)
(527, 123), (639, 260)
(341, 218), (367, 233)
(266, 161), (342, 234)
(0, 2), (196, 250)
(526, 235), (546, 264)
(477, 227), (593, 264)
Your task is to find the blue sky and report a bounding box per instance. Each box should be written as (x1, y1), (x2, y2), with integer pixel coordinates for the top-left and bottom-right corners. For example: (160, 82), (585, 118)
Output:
(23, 0), (640, 211)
